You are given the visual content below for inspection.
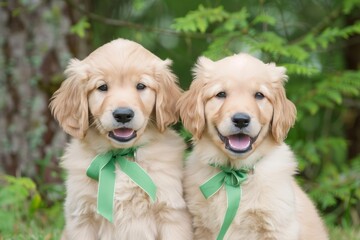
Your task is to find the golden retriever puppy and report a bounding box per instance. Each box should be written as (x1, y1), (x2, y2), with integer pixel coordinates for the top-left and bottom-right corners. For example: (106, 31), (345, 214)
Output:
(178, 54), (328, 240)
(50, 38), (192, 240)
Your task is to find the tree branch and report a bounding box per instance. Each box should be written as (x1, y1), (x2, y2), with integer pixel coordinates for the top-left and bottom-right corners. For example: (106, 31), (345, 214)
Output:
(291, 7), (342, 45)
(65, 0), (212, 39)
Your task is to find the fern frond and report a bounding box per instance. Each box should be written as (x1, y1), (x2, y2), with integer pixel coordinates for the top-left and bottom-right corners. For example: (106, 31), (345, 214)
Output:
(172, 5), (228, 33)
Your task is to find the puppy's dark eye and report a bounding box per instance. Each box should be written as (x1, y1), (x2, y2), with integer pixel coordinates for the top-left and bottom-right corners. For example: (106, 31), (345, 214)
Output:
(216, 91), (227, 98)
(255, 92), (265, 100)
(97, 84), (108, 92)
(136, 83), (146, 90)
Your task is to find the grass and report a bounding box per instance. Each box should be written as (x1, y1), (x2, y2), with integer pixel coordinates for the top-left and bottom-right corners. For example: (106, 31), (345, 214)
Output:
(0, 193), (64, 239)
(0, 217), (359, 240)
(0, 213), (63, 240)
(329, 227), (360, 240)
(0, 226), (63, 240)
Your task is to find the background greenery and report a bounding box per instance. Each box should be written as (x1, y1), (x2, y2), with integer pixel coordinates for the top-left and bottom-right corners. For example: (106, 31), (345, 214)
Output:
(0, 0), (360, 239)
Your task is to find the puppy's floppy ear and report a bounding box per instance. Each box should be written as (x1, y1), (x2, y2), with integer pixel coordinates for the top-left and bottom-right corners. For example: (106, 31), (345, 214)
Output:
(268, 64), (297, 143)
(49, 59), (89, 139)
(154, 59), (182, 132)
(177, 56), (213, 140)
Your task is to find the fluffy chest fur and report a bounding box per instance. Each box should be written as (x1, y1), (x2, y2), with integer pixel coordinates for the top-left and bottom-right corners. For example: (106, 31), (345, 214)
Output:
(62, 128), (187, 238)
(184, 143), (301, 239)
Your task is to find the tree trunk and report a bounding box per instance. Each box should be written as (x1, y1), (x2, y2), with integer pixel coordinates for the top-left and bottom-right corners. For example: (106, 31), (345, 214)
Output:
(0, 0), (89, 184)
(344, 10), (360, 160)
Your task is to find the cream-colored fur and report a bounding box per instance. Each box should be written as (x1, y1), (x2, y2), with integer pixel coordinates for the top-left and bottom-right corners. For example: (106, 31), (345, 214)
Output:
(178, 54), (328, 240)
(50, 38), (192, 240)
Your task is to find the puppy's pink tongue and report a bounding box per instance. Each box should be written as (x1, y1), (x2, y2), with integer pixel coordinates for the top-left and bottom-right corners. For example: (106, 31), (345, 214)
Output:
(113, 128), (134, 138)
(228, 134), (251, 151)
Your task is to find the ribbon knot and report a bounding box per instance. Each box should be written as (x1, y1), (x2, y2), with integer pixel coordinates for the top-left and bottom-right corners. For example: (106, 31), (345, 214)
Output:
(200, 164), (251, 240)
(221, 166), (248, 187)
(86, 147), (157, 223)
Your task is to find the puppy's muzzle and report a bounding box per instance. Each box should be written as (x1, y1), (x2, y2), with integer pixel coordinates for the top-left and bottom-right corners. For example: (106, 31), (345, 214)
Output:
(217, 112), (259, 154)
(113, 107), (134, 123)
(232, 112), (250, 129)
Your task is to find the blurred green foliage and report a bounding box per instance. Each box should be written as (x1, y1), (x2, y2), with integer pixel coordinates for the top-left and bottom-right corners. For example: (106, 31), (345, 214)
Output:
(0, 175), (64, 239)
(0, 176), (41, 234)
(2, 0), (360, 238)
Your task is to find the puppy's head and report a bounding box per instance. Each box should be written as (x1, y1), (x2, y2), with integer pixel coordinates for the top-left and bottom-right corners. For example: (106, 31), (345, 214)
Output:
(50, 39), (181, 147)
(178, 54), (296, 159)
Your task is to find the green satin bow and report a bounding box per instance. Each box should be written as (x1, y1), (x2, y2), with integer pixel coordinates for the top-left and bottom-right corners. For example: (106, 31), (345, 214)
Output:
(86, 147), (157, 223)
(200, 164), (251, 240)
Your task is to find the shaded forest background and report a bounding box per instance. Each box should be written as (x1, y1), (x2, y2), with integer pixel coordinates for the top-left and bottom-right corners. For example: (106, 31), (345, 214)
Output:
(0, 0), (360, 239)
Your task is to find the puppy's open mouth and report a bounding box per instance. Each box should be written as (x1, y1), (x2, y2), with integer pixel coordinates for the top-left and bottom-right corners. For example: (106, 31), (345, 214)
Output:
(108, 128), (137, 142)
(217, 129), (257, 154)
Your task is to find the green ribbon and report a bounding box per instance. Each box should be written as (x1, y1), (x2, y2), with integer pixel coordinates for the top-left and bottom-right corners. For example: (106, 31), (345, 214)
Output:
(200, 164), (250, 240)
(86, 147), (157, 223)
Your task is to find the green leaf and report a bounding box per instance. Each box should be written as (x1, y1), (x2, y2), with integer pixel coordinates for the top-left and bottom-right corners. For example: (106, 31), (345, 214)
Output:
(322, 194), (337, 208)
(252, 13), (276, 26)
(300, 35), (317, 50)
(315, 23), (360, 49)
(342, 0), (360, 14)
(327, 91), (342, 104)
(223, 8), (249, 32)
(286, 45), (309, 61)
(204, 33), (240, 59)
(302, 101), (319, 115)
(197, 18), (208, 33)
(172, 5), (228, 33)
(70, 17), (90, 38)
(30, 193), (42, 214)
(283, 63), (319, 76)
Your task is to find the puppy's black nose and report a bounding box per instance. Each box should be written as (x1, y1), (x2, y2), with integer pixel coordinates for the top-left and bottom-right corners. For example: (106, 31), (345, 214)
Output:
(232, 113), (251, 128)
(113, 108), (134, 123)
